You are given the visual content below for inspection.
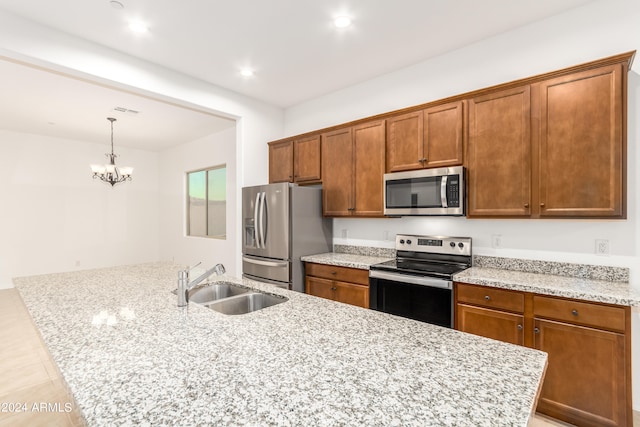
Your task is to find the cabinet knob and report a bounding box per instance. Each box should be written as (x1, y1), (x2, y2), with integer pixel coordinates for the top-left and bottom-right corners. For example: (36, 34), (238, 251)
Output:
(534, 327), (540, 334)
(524, 203), (529, 208)
(331, 271), (337, 275)
(572, 309), (578, 316)
(517, 324), (523, 330)
(331, 287), (337, 291)
(540, 203), (545, 207)
(484, 295), (491, 301)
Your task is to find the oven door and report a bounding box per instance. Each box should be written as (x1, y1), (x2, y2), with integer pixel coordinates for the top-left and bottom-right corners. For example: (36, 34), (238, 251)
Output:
(369, 270), (453, 328)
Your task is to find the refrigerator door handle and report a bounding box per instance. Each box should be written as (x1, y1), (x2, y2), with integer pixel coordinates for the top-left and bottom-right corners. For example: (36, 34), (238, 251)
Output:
(254, 192), (261, 248)
(242, 256), (288, 268)
(259, 191), (266, 248)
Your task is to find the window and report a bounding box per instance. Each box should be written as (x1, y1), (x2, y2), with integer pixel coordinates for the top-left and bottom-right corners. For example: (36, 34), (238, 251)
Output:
(187, 165), (226, 239)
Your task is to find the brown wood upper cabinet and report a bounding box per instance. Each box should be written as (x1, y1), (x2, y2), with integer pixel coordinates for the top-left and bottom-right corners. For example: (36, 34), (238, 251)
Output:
(467, 60), (628, 219)
(268, 140), (293, 183)
(268, 135), (321, 184)
(467, 85), (532, 217)
(321, 120), (386, 217)
(536, 64), (624, 218)
(386, 100), (463, 172)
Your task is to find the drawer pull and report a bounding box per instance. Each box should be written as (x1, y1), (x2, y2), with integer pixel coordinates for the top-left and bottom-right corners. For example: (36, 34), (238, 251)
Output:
(517, 324), (523, 330)
(331, 287), (337, 291)
(534, 327), (540, 334)
(331, 271), (337, 275)
(572, 309), (578, 316)
(484, 295), (491, 301)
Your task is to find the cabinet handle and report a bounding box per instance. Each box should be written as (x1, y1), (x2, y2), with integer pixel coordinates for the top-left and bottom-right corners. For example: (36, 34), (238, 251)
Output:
(524, 203), (529, 208)
(331, 287), (337, 291)
(331, 271), (337, 275)
(484, 295), (491, 301)
(534, 327), (540, 334)
(517, 324), (523, 330)
(571, 309), (578, 316)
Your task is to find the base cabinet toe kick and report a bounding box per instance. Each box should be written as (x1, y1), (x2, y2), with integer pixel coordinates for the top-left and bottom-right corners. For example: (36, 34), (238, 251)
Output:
(455, 282), (632, 427)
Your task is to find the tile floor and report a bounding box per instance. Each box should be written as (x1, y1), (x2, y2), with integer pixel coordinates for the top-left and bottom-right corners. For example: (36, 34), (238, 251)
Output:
(1, 287), (637, 426)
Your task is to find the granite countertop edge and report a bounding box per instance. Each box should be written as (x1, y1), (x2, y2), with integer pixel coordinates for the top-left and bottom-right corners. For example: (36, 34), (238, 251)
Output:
(454, 267), (640, 307)
(302, 251), (640, 307)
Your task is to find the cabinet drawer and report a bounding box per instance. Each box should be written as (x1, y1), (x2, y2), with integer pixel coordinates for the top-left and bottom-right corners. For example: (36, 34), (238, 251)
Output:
(533, 296), (626, 333)
(456, 283), (524, 313)
(305, 263), (369, 286)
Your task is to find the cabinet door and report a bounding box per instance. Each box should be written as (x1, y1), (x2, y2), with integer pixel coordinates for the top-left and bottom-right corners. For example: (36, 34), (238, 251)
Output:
(268, 140), (293, 183)
(321, 128), (353, 216)
(334, 281), (369, 309)
(386, 111), (424, 172)
(423, 100), (463, 168)
(294, 135), (321, 183)
(538, 64), (624, 218)
(467, 86), (531, 217)
(305, 276), (335, 301)
(353, 120), (386, 216)
(535, 318), (627, 427)
(457, 304), (524, 346)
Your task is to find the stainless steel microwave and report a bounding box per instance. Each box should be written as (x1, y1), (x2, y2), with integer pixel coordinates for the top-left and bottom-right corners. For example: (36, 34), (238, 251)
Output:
(383, 166), (465, 216)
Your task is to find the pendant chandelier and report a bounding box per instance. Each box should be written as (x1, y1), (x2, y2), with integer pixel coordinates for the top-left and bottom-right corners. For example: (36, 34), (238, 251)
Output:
(90, 117), (133, 186)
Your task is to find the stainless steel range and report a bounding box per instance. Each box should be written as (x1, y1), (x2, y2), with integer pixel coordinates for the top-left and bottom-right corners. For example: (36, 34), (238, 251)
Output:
(369, 234), (472, 328)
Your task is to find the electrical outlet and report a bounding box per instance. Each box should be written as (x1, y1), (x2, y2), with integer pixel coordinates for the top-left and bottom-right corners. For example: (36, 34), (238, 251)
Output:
(491, 234), (502, 249)
(595, 239), (610, 256)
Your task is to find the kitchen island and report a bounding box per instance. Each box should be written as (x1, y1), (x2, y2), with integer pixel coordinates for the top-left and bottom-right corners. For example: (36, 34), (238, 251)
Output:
(14, 262), (547, 427)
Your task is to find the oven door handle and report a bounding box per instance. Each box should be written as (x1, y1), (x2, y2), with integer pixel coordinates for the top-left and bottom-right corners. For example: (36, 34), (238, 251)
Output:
(369, 270), (453, 290)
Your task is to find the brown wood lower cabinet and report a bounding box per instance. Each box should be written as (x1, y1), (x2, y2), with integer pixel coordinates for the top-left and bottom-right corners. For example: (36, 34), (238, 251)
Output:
(305, 262), (369, 308)
(455, 282), (631, 427)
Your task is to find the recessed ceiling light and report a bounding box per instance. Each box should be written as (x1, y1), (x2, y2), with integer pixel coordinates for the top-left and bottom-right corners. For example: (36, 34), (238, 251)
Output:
(334, 16), (352, 28)
(110, 1), (124, 9)
(240, 68), (254, 77)
(129, 21), (148, 33)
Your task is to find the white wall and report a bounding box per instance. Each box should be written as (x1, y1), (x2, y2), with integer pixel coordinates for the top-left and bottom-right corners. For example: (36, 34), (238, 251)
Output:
(158, 127), (238, 276)
(0, 130), (160, 288)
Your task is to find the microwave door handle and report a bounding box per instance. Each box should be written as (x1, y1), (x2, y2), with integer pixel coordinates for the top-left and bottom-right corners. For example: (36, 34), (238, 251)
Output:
(441, 175), (448, 208)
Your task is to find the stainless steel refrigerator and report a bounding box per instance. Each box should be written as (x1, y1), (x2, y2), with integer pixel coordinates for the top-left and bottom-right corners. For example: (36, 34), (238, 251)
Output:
(242, 182), (332, 292)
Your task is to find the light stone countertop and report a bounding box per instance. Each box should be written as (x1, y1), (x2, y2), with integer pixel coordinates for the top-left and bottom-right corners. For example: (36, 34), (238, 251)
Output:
(301, 252), (393, 269)
(454, 267), (640, 307)
(14, 262), (548, 427)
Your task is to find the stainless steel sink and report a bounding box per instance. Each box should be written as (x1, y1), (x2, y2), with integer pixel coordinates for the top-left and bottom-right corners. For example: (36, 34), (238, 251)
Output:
(188, 282), (250, 304)
(203, 292), (288, 315)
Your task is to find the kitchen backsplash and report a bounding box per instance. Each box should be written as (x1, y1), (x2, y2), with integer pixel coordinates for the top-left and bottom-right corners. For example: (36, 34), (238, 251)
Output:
(473, 255), (629, 282)
(334, 244), (395, 258)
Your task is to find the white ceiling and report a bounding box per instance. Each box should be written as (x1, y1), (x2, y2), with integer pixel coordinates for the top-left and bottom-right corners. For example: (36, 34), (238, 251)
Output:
(0, 0), (597, 151)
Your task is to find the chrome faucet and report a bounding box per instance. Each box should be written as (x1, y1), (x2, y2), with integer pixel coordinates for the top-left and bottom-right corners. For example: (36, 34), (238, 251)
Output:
(177, 262), (226, 307)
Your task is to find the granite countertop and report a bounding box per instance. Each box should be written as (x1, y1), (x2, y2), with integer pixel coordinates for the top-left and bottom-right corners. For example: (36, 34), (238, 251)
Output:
(301, 252), (392, 269)
(454, 262), (640, 307)
(15, 262), (547, 427)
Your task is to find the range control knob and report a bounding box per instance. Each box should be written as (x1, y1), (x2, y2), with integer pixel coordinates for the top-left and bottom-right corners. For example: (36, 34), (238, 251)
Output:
(450, 242), (456, 248)
(406, 239), (412, 245)
(399, 239), (405, 244)
(458, 242), (464, 249)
